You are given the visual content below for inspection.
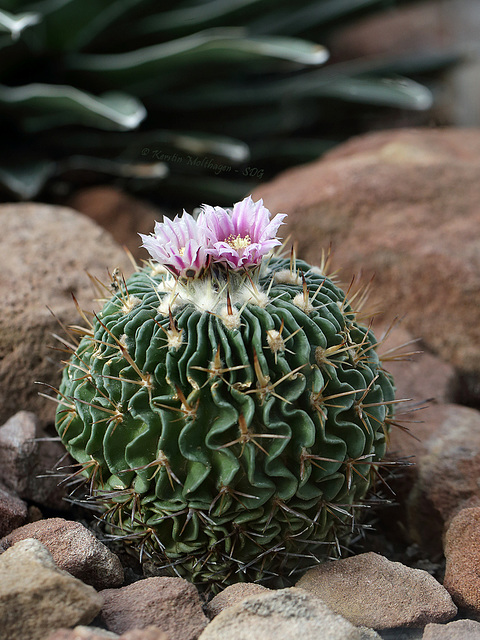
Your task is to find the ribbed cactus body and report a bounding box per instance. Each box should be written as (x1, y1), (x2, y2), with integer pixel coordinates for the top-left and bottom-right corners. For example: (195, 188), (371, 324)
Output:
(56, 256), (395, 589)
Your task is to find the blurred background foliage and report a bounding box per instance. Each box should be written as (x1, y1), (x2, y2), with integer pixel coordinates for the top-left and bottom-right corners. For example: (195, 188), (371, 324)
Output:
(0, 0), (458, 206)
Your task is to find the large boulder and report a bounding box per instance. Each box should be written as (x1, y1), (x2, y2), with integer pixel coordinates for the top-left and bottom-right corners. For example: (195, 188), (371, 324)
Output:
(253, 128), (480, 400)
(0, 203), (133, 425)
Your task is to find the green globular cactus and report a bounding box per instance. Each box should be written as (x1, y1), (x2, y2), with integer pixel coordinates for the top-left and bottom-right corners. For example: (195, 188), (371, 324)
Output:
(55, 197), (396, 591)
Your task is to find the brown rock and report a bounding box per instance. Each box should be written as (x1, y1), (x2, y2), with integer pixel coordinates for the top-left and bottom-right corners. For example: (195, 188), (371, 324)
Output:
(68, 186), (165, 260)
(1, 517), (124, 590)
(373, 320), (455, 460)
(0, 203), (133, 425)
(252, 128), (480, 382)
(375, 322), (454, 407)
(100, 577), (208, 639)
(407, 404), (480, 551)
(0, 483), (27, 537)
(199, 587), (378, 640)
(328, 2), (447, 61)
(443, 507), (480, 617)
(295, 552), (457, 629)
(206, 583), (271, 618)
(423, 618), (480, 639)
(0, 538), (103, 640)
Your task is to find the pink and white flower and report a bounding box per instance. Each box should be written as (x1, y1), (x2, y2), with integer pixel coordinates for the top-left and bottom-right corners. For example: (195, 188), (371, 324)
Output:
(139, 212), (209, 279)
(202, 196), (286, 270)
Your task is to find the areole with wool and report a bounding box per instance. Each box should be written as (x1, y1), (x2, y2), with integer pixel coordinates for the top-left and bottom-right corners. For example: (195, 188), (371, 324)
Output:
(55, 196), (396, 592)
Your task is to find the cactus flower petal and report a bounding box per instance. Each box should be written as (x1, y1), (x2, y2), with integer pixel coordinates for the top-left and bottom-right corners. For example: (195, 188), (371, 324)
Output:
(204, 196), (286, 269)
(139, 212), (208, 278)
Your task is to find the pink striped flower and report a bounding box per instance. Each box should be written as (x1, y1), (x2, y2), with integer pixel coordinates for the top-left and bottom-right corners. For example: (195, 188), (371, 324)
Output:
(139, 212), (209, 279)
(203, 196), (286, 270)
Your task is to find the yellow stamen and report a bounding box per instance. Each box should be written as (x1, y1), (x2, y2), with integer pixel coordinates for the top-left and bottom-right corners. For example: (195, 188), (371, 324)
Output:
(227, 234), (251, 251)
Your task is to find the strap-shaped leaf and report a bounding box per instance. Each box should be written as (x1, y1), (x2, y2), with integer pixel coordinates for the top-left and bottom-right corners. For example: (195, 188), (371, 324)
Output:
(134, 0), (271, 36)
(67, 29), (328, 87)
(0, 160), (55, 199)
(0, 8), (41, 40)
(161, 68), (432, 111)
(249, 0), (387, 35)
(0, 84), (146, 130)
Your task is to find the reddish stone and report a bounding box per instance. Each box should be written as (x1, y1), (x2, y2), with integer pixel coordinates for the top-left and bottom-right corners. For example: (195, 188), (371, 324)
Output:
(100, 577), (208, 639)
(406, 404), (480, 552)
(1, 517), (123, 590)
(253, 128), (480, 380)
(0, 204), (133, 425)
(443, 507), (480, 617)
(68, 186), (166, 261)
(295, 552), (457, 629)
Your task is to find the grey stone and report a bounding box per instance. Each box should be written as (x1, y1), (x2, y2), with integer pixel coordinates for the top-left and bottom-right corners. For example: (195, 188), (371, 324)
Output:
(0, 410), (69, 511)
(0, 538), (103, 640)
(422, 619), (480, 639)
(199, 587), (378, 640)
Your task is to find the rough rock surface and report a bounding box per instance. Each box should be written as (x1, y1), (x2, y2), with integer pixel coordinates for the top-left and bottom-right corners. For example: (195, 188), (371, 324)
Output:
(0, 203), (133, 425)
(1, 517), (124, 590)
(206, 583), (271, 618)
(0, 538), (103, 640)
(0, 411), (68, 510)
(295, 552), (457, 628)
(0, 411), (37, 496)
(422, 618), (480, 639)
(0, 482), (27, 537)
(100, 576), (208, 639)
(406, 405), (480, 552)
(443, 507), (480, 617)
(252, 128), (480, 382)
(68, 186), (164, 260)
(47, 626), (169, 640)
(199, 587), (379, 640)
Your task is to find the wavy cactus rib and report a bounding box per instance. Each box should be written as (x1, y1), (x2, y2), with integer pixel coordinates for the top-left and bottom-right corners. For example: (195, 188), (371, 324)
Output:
(56, 212), (395, 592)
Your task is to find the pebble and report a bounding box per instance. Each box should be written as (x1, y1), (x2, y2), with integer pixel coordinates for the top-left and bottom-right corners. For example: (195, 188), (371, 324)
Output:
(0, 538), (103, 640)
(0, 411), (68, 510)
(295, 552), (457, 629)
(199, 587), (380, 640)
(1, 517), (124, 590)
(47, 627), (119, 640)
(206, 582), (271, 618)
(422, 619), (480, 639)
(0, 482), (27, 537)
(47, 625), (169, 640)
(443, 507), (480, 617)
(0, 411), (37, 496)
(407, 404), (480, 552)
(100, 576), (208, 639)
